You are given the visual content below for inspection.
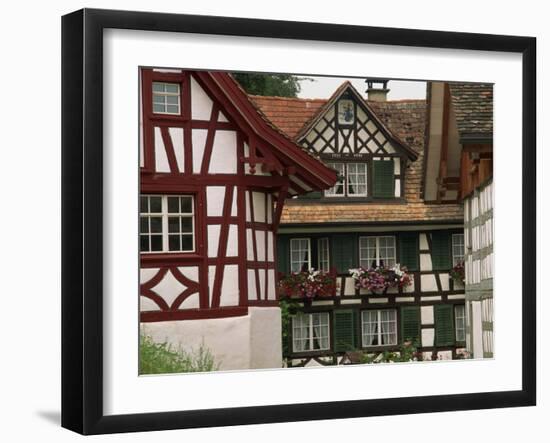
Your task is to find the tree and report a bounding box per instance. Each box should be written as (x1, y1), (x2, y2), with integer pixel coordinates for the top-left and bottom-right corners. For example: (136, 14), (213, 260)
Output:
(232, 72), (305, 97)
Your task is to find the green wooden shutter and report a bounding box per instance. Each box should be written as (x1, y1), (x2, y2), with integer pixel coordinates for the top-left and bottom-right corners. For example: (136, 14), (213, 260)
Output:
(298, 190), (322, 199)
(373, 160), (395, 198)
(431, 231), (451, 270)
(399, 232), (419, 271)
(276, 236), (289, 276)
(400, 306), (420, 344)
(331, 234), (356, 273)
(333, 309), (358, 352)
(435, 304), (455, 346)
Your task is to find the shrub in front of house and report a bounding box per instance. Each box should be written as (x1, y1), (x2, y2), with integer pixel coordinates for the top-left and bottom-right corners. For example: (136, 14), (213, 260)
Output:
(139, 334), (219, 374)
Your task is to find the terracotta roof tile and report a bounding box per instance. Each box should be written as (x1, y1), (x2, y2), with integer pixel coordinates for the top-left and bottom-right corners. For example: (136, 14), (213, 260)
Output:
(249, 95), (326, 139)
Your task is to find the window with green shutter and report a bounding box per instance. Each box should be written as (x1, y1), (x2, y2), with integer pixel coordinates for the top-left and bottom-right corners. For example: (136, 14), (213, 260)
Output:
(333, 309), (358, 352)
(331, 235), (357, 273)
(431, 231), (451, 270)
(399, 232), (419, 271)
(435, 304), (455, 346)
(372, 159), (395, 198)
(400, 306), (420, 344)
(276, 236), (289, 275)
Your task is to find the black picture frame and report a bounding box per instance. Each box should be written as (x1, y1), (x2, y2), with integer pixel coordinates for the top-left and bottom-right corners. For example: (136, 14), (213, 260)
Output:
(61, 8), (536, 435)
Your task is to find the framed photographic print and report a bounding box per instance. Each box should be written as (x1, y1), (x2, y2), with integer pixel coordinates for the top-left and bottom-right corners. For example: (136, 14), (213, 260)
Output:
(61, 8), (536, 435)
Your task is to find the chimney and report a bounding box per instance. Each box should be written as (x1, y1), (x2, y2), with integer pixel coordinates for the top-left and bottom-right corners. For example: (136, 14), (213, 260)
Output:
(365, 78), (389, 102)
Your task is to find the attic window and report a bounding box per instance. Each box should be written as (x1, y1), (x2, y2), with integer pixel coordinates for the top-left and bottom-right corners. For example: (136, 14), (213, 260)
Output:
(152, 82), (181, 115)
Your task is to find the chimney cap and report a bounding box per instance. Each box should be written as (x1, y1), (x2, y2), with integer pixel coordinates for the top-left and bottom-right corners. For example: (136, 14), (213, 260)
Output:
(365, 77), (389, 89)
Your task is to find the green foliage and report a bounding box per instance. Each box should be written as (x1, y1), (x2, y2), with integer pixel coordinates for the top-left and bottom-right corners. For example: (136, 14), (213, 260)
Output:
(232, 73), (308, 97)
(139, 334), (219, 375)
(279, 297), (301, 359)
(360, 340), (422, 364)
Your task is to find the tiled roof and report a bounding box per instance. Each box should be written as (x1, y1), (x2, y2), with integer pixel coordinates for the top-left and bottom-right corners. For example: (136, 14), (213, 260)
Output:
(249, 95), (326, 139)
(250, 90), (463, 225)
(449, 83), (493, 140)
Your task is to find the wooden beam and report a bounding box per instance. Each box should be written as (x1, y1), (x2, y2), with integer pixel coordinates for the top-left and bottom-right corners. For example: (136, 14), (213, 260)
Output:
(436, 83), (451, 203)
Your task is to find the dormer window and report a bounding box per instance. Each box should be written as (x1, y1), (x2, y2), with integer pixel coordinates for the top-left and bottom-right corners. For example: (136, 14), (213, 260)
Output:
(325, 162), (368, 197)
(152, 82), (181, 115)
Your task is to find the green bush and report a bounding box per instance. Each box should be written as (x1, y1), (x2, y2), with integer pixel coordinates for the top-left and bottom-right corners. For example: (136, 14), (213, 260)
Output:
(139, 335), (219, 375)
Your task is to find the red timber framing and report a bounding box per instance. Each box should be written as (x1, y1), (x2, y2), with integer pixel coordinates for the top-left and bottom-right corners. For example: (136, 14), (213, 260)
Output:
(139, 68), (337, 322)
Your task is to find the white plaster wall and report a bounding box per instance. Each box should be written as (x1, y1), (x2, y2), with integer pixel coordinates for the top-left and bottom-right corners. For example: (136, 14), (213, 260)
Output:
(420, 253), (432, 271)
(209, 130), (237, 174)
(141, 315), (251, 371)
(439, 273), (449, 291)
(220, 264), (239, 307)
(206, 186), (225, 216)
(252, 192), (266, 222)
(422, 328), (435, 347)
(420, 274), (438, 292)
(394, 179), (401, 197)
(169, 127), (185, 172)
(267, 269), (276, 300)
(154, 126), (170, 172)
(247, 269), (257, 300)
(419, 233), (429, 251)
(249, 307), (283, 369)
(140, 296), (161, 311)
(471, 300), (484, 359)
(208, 224), (221, 257)
(190, 76), (213, 120)
(255, 230), (266, 261)
(191, 129), (208, 173)
(343, 277), (355, 295)
(246, 229), (254, 260)
(421, 306), (434, 325)
(227, 225), (238, 257)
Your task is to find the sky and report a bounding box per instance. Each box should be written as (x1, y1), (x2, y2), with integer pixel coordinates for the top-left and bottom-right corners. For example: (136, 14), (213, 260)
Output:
(297, 75), (427, 101)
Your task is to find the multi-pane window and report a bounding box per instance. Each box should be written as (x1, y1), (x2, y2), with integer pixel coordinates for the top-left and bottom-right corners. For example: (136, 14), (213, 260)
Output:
(317, 238), (330, 272)
(361, 309), (398, 347)
(290, 238), (311, 272)
(325, 163), (345, 196)
(347, 163), (368, 196)
(292, 312), (330, 352)
(152, 82), (181, 115)
(140, 195), (194, 253)
(454, 305), (466, 342)
(452, 233), (465, 265)
(325, 163), (368, 197)
(359, 236), (396, 268)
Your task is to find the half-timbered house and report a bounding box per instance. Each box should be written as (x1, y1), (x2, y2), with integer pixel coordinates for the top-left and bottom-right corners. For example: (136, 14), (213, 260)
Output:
(423, 82), (493, 359)
(252, 79), (472, 367)
(138, 68), (337, 371)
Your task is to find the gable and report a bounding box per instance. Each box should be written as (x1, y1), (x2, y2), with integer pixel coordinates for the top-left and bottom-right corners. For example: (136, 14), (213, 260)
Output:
(296, 83), (418, 160)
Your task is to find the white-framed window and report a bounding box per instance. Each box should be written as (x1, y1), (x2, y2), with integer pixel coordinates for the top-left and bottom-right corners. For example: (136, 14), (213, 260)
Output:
(152, 82), (181, 115)
(292, 312), (330, 352)
(325, 162), (368, 197)
(454, 304), (466, 342)
(290, 238), (311, 272)
(325, 163), (345, 196)
(359, 235), (396, 268)
(452, 233), (465, 265)
(317, 238), (330, 272)
(361, 309), (398, 347)
(140, 195), (194, 253)
(346, 163), (368, 196)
